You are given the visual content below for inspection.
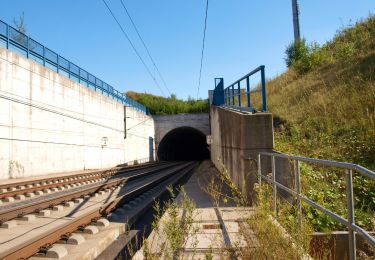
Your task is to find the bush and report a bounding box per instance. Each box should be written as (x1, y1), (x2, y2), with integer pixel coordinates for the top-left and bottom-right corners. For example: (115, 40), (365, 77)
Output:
(285, 40), (328, 75)
(284, 39), (310, 68)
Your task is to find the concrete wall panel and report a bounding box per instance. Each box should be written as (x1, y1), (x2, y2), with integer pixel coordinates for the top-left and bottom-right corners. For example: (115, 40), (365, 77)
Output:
(0, 48), (155, 179)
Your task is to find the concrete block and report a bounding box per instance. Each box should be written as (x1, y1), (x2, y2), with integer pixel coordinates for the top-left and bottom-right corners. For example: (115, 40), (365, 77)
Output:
(25, 192), (35, 198)
(1, 220), (17, 229)
(15, 194), (26, 200)
(19, 214), (36, 222)
(43, 189), (51, 194)
(8, 187), (16, 191)
(93, 193), (99, 197)
(45, 245), (68, 258)
(53, 205), (64, 212)
(64, 201), (75, 208)
(35, 190), (44, 196)
(51, 187), (59, 192)
(34, 183), (41, 187)
(17, 185), (25, 189)
(3, 197), (15, 202)
(26, 184), (34, 188)
(83, 225), (99, 234)
(39, 209), (51, 216)
(0, 188), (7, 193)
(96, 218), (110, 227)
(57, 186), (64, 191)
(115, 208), (126, 215)
(74, 198), (84, 204)
(67, 234), (85, 245)
(108, 213), (120, 221)
(122, 204), (132, 210)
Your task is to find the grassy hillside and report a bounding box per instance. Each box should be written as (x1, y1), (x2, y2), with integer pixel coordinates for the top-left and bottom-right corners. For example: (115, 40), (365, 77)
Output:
(126, 92), (209, 115)
(267, 16), (375, 169)
(256, 16), (375, 231)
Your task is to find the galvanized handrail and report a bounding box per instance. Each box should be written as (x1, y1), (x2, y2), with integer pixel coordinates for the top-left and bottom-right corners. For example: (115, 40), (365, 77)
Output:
(223, 65), (267, 112)
(0, 19), (148, 114)
(257, 151), (375, 260)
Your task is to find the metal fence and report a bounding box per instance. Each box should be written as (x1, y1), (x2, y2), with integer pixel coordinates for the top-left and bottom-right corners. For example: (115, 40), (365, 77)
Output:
(0, 19), (148, 114)
(258, 151), (375, 260)
(223, 65), (267, 112)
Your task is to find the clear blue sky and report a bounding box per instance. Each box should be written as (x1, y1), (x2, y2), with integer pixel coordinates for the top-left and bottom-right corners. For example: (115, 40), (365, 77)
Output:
(0, 1), (373, 99)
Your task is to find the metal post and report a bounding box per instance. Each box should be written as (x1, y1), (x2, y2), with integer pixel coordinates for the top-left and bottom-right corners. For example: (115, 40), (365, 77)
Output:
(258, 153), (262, 187)
(246, 77), (251, 109)
(42, 46), (46, 66)
(261, 65), (267, 112)
(237, 82), (241, 108)
(26, 36), (29, 58)
(57, 55), (59, 73)
(346, 169), (356, 260)
(294, 160), (302, 227)
(6, 24), (9, 49)
(231, 85), (235, 107)
(291, 0), (301, 44)
(68, 62), (71, 79)
(271, 155), (277, 215)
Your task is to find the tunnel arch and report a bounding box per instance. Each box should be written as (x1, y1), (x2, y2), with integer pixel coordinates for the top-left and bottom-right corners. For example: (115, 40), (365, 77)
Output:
(157, 126), (210, 161)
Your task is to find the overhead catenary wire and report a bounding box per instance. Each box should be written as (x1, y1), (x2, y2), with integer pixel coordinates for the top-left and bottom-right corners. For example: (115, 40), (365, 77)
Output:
(120, 0), (171, 96)
(197, 0), (209, 100)
(101, 0), (165, 96)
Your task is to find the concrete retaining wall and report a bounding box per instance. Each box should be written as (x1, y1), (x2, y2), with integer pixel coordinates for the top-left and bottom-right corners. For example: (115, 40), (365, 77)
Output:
(0, 48), (155, 179)
(210, 106), (274, 204)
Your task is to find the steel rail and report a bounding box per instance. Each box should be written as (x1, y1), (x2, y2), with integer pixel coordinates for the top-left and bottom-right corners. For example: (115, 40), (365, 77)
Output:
(0, 162), (183, 223)
(0, 161), (197, 260)
(0, 162), (167, 200)
(0, 161), (160, 191)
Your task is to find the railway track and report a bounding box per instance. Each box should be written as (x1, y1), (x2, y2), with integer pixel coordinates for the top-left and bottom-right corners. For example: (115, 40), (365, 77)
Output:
(0, 162), (166, 204)
(0, 161), (197, 260)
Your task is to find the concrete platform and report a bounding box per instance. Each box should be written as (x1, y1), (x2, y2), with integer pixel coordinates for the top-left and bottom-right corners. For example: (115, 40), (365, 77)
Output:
(133, 160), (257, 259)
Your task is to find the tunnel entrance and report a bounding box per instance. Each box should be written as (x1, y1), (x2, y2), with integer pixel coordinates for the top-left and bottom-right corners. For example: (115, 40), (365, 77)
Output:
(157, 127), (210, 161)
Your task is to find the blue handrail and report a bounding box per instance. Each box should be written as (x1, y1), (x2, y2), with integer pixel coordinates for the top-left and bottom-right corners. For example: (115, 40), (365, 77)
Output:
(0, 19), (148, 114)
(219, 65), (267, 112)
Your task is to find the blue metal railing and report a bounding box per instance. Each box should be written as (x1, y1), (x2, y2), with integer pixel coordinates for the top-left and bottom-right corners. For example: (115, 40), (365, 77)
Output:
(0, 20), (148, 114)
(221, 65), (267, 112)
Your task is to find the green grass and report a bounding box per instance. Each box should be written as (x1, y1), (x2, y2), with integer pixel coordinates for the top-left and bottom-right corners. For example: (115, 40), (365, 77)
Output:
(259, 15), (375, 232)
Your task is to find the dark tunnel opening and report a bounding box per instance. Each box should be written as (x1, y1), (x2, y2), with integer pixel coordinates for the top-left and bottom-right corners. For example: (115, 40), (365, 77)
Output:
(157, 127), (210, 161)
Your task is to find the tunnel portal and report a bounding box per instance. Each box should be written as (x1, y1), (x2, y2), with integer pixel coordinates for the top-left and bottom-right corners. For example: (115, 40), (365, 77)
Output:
(157, 127), (210, 161)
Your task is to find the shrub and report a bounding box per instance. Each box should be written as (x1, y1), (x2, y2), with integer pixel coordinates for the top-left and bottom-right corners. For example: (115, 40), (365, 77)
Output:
(284, 39), (310, 68)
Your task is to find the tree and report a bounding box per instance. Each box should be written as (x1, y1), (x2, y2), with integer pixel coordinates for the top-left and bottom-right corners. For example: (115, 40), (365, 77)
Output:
(12, 12), (28, 47)
(13, 12), (27, 34)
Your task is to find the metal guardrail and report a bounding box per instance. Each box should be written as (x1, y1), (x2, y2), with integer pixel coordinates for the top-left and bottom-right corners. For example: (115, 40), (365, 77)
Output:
(223, 65), (267, 112)
(257, 151), (375, 260)
(0, 19), (148, 114)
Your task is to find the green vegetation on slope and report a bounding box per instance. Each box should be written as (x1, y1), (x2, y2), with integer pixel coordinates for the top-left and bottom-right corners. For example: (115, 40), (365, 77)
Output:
(126, 92), (209, 115)
(269, 16), (375, 168)
(257, 16), (375, 232)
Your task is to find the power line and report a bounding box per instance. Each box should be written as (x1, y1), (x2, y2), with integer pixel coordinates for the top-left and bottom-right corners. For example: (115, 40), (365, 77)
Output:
(197, 0), (209, 100)
(120, 0), (171, 96)
(101, 0), (165, 96)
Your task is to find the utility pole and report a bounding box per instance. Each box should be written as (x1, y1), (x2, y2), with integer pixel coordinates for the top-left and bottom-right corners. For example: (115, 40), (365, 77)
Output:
(291, 0), (301, 44)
